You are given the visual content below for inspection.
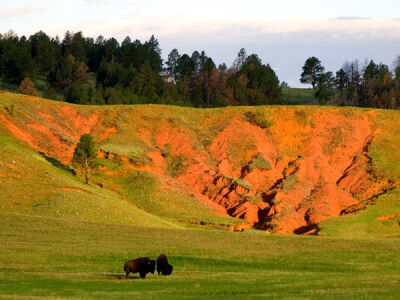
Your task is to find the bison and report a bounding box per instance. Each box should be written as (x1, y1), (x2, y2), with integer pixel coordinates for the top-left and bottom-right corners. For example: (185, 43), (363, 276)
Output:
(157, 254), (173, 276)
(162, 263), (173, 275)
(124, 257), (155, 279)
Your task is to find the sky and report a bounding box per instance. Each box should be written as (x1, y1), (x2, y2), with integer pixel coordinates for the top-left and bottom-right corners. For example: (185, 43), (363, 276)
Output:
(1, 0), (400, 86)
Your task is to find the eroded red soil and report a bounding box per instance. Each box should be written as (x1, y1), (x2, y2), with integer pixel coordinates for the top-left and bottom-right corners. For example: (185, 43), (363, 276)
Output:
(1, 104), (396, 234)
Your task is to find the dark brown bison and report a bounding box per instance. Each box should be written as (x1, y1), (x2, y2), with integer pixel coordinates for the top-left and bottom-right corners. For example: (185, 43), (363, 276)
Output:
(124, 257), (156, 279)
(162, 263), (173, 275)
(157, 254), (173, 276)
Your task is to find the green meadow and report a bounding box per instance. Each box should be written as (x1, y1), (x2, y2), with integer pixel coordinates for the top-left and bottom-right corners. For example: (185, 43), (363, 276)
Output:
(1, 213), (400, 299)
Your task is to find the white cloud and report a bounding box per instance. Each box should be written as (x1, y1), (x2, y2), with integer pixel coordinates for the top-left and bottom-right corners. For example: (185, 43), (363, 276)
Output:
(0, 5), (43, 19)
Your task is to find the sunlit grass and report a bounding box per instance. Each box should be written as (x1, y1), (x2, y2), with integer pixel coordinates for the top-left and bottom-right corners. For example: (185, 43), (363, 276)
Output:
(1, 213), (400, 299)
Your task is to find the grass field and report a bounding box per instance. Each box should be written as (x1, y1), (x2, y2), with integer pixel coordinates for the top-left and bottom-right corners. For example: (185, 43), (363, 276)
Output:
(1, 213), (400, 299)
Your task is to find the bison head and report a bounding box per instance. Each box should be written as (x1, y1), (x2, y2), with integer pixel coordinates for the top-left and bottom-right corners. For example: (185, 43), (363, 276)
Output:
(148, 260), (156, 274)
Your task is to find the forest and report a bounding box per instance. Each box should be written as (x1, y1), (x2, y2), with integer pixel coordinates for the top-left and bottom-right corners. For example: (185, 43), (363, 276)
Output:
(0, 30), (280, 107)
(1, 30), (399, 109)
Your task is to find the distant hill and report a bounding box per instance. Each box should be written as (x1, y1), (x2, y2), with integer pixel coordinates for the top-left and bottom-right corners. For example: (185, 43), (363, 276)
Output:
(282, 87), (318, 105)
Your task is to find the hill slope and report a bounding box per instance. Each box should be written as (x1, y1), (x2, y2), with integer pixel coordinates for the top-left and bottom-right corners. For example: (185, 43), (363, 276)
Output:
(0, 91), (399, 236)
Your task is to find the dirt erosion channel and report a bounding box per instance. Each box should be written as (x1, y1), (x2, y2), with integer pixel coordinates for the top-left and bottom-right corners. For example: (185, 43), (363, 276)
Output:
(1, 100), (396, 234)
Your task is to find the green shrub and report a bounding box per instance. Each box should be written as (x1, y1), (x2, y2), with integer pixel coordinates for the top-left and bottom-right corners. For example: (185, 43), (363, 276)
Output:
(18, 77), (37, 96)
(4, 104), (15, 116)
(166, 153), (187, 178)
(283, 174), (297, 191)
(236, 179), (253, 191)
(244, 111), (274, 129)
(247, 195), (261, 204)
(228, 139), (256, 168)
(222, 174), (253, 191)
(249, 153), (272, 170)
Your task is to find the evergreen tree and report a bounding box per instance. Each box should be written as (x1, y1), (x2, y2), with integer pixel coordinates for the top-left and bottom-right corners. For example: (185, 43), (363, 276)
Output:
(166, 49), (180, 80)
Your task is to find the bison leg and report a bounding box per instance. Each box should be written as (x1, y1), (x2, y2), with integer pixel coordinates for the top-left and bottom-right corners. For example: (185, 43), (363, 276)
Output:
(125, 271), (130, 279)
(139, 272), (146, 279)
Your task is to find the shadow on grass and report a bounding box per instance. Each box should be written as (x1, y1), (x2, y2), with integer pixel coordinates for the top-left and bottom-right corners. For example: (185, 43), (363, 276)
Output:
(100, 273), (144, 280)
(39, 152), (73, 173)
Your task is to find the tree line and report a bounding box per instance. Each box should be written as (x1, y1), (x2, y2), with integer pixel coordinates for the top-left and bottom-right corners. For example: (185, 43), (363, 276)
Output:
(301, 56), (400, 109)
(0, 30), (282, 107)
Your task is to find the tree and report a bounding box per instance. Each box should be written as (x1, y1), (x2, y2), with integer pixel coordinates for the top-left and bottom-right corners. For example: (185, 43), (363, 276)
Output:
(238, 54), (281, 105)
(146, 35), (163, 73)
(165, 48), (180, 80)
(363, 60), (379, 82)
(19, 77), (37, 96)
(64, 82), (89, 104)
(315, 72), (335, 105)
(393, 54), (400, 80)
(280, 81), (289, 88)
(232, 48), (247, 72)
(1, 38), (34, 84)
(176, 54), (195, 79)
(75, 61), (89, 86)
(72, 134), (96, 184)
(300, 57), (324, 89)
(29, 31), (60, 75)
(48, 54), (78, 88)
(343, 60), (361, 86)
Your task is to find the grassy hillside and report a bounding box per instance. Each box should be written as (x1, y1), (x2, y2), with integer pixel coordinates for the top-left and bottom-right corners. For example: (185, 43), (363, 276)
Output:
(0, 91), (400, 298)
(0, 124), (177, 228)
(319, 109), (400, 238)
(0, 91), (238, 224)
(1, 91), (399, 235)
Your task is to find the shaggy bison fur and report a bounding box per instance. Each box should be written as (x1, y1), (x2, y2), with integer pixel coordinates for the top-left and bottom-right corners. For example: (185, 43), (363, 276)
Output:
(124, 257), (156, 279)
(157, 254), (173, 276)
(162, 263), (173, 275)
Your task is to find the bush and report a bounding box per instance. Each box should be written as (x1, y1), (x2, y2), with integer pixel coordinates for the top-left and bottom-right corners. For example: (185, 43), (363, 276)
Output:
(247, 195), (261, 204)
(164, 148), (187, 178)
(282, 174), (297, 191)
(64, 83), (89, 104)
(249, 153), (272, 170)
(18, 77), (37, 96)
(43, 88), (62, 101)
(244, 111), (274, 129)
(214, 96), (228, 107)
(222, 174), (253, 191)
(4, 104), (15, 116)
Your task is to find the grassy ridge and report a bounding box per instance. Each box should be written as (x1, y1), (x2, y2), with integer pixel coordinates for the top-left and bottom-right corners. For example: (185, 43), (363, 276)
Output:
(1, 213), (400, 299)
